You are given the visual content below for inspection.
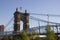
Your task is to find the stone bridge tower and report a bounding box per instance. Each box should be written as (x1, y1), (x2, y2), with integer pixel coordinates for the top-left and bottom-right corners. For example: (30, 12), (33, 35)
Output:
(14, 8), (29, 34)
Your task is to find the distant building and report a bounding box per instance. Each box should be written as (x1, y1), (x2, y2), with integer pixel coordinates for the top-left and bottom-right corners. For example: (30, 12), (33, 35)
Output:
(0, 25), (4, 40)
(0, 25), (4, 32)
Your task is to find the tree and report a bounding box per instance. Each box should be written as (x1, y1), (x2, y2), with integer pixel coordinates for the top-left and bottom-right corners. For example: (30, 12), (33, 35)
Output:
(21, 30), (30, 40)
(4, 35), (9, 40)
(8, 36), (13, 40)
(34, 37), (41, 40)
(46, 24), (57, 40)
(13, 30), (29, 40)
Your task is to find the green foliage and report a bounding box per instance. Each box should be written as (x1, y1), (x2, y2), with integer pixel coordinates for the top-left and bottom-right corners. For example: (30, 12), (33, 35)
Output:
(8, 36), (13, 40)
(46, 24), (57, 40)
(4, 35), (9, 40)
(4, 35), (13, 40)
(34, 37), (41, 40)
(3, 30), (30, 40)
(21, 30), (30, 40)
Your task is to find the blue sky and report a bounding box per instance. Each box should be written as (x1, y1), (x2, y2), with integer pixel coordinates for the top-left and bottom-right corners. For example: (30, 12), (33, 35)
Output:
(0, 0), (60, 31)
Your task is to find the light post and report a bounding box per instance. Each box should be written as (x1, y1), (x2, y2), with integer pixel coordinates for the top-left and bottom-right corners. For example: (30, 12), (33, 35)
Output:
(38, 21), (40, 34)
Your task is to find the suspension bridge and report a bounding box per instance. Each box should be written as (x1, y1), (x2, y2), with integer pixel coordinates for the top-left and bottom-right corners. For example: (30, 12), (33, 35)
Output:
(1, 8), (60, 37)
